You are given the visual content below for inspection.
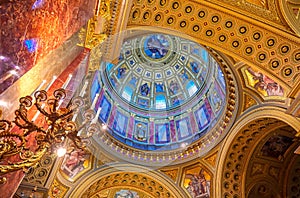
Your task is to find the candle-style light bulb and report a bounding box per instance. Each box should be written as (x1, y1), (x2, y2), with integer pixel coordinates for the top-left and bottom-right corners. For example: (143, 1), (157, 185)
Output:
(91, 93), (99, 109)
(62, 74), (72, 89)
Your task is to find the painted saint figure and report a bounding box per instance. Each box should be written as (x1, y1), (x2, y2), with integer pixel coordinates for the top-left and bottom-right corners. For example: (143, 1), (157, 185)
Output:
(169, 80), (179, 95)
(140, 83), (150, 96)
(185, 169), (210, 198)
(135, 123), (147, 141)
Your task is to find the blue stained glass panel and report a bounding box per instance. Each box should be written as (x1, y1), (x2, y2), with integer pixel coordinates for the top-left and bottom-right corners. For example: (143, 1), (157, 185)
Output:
(156, 95), (166, 109)
(194, 105), (210, 130)
(176, 118), (191, 140)
(112, 112), (128, 136)
(99, 96), (111, 122)
(155, 123), (170, 143)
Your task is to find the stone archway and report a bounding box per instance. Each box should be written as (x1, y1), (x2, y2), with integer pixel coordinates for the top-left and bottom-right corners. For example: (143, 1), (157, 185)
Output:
(215, 107), (300, 198)
(70, 163), (188, 198)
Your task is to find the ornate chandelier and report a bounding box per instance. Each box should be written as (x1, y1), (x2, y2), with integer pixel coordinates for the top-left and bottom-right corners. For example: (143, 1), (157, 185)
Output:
(0, 88), (99, 177)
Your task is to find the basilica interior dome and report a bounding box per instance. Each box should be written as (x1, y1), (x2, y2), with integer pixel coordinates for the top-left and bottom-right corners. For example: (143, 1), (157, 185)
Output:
(90, 33), (228, 152)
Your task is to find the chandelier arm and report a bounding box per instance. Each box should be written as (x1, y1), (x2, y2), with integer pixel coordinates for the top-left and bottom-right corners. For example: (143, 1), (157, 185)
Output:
(0, 133), (26, 158)
(48, 99), (58, 114)
(13, 119), (47, 136)
(34, 102), (50, 118)
(57, 109), (74, 120)
(77, 120), (89, 131)
(0, 145), (48, 174)
(0, 120), (12, 129)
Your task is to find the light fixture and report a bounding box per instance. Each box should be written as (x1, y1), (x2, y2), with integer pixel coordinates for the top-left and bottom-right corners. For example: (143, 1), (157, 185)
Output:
(0, 88), (99, 176)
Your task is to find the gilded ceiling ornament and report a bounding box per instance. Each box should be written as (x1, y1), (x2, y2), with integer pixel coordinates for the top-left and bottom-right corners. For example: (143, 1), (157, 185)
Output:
(204, 151), (218, 168)
(48, 178), (69, 198)
(243, 94), (257, 111)
(160, 169), (178, 181)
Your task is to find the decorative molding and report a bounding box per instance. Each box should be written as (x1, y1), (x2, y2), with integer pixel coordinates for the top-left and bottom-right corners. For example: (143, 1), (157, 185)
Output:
(243, 93), (257, 111)
(48, 178), (69, 198)
(279, 0), (300, 36)
(204, 150), (218, 168)
(128, 0), (300, 88)
(69, 163), (188, 198)
(160, 169), (178, 182)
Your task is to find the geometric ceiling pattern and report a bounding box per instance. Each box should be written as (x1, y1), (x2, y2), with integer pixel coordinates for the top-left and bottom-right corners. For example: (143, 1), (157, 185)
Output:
(5, 0), (300, 198)
(92, 33), (228, 151)
(128, 0), (300, 89)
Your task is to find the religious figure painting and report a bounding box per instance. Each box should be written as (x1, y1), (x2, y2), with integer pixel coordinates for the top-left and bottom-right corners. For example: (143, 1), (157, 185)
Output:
(114, 189), (140, 198)
(155, 123), (170, 143)
(60, 146), (91, 180)
(184, 166), (211, 198)
(137, 98), (149, 108)
(113, 111), (128, 136)
(245, 67), (284, 96)
(140, 82), (150, 96)
(261, 135), (293, 160)
(176, 118), (191, 140)
(155, 82), (164, 93)
(171, 95), (183, 107)
(179, 69), (190, 83)
(189, 60), (200, 74)
(129, 76), (138, 86)
(169, 80), (180, 95)
(99, 96), (111, 122)
(134, 121), (148, 142)
(116, 64), (128, 79)
(143, 34), (170, 59)
(207, 85), (223, 113)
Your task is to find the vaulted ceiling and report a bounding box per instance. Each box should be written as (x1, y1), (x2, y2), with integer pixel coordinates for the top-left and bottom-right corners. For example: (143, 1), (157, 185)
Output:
(1, 0), (300, 198)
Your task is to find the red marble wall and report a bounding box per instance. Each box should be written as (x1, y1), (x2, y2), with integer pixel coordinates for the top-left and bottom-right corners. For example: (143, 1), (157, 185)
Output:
(0, 0), (95, 93)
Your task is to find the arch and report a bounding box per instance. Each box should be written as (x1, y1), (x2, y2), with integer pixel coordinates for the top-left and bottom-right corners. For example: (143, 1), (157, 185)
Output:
(69, 163), (188, 197)
(215, 106), (300, 197)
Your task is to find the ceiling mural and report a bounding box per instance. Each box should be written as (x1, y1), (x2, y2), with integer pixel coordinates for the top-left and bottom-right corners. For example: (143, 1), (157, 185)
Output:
(183, 165), (211, 198)
(59, 144), (92, 182)
(106, 33), (221, 111)
(3, 0), (300, 197)
(128, 0), (300, 89)
(0, 0), (95, 94)
(243, 67), (284, 97)
(114, 189), (140, 198)
(260, 135), (294, 160)
(88, 33), (232, 155)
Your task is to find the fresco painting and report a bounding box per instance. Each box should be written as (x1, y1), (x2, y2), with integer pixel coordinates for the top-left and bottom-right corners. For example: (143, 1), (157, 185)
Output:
(61, 146), (91, 180)
(114, 189), (140, 198)
(261, 135), (293, 159)
(245, 67), (284, 96)
(184, 166), (211, 198)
